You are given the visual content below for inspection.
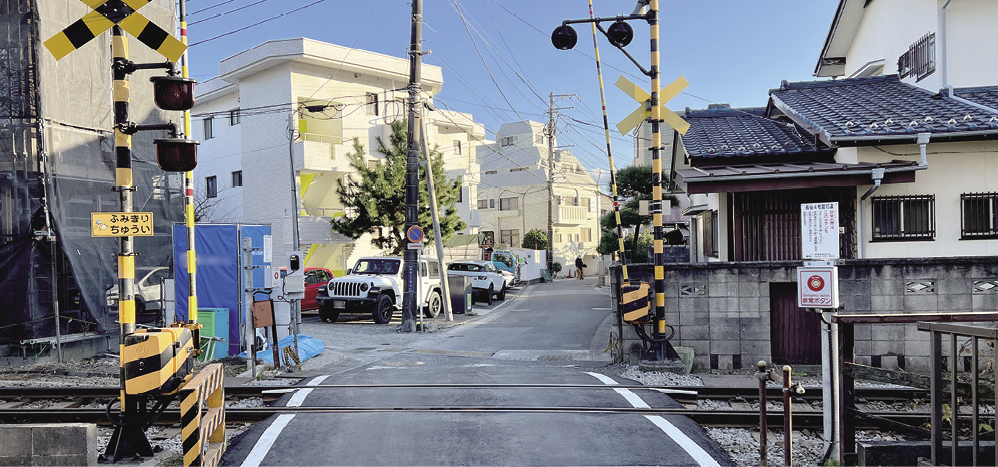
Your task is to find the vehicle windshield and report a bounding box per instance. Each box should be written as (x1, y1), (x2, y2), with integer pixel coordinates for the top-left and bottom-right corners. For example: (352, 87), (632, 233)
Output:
(449, 263), (483, 272)
(353, 259), (400, 275)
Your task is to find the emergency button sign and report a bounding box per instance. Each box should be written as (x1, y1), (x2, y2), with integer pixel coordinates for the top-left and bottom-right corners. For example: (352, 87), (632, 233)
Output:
(797, 266), (838, 309)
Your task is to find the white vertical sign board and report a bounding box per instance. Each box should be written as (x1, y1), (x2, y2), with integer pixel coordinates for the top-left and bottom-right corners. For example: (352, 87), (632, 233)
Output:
(263, 235), (273, 263)
(801, 202), (839, 260)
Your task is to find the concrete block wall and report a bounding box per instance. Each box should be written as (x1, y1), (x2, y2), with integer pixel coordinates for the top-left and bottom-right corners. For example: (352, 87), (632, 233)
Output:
(0, 423), (97, 466)
(610, 256), (998, 374)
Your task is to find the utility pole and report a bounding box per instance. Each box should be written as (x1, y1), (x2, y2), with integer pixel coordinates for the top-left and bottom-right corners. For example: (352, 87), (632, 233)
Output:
(402, 0), (422, 333)
(545, 93), (575, 275)
(546, 92), (555, 274)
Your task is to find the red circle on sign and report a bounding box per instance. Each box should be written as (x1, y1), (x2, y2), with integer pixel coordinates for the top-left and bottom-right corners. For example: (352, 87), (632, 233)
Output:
(807, 275), (825, 292)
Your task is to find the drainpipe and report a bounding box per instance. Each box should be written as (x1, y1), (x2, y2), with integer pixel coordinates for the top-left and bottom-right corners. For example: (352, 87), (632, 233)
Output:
(858, 133), (930, 258)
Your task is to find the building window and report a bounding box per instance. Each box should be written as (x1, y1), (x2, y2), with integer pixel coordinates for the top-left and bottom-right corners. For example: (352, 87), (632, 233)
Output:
(500, 136), (516, 147)
(367, 160), (378, 170)
(581, 227), (592, 243)
(535, 134), (545, 145)
(485, 170), (498, 175)
(897, 32), (935, 82)
(203, 117), (214, 140)
(510, 167), (528, 172)
(453, 140), (462, 155)
(206, 176), (217, 198)
(499, 197), (518, 211)
(231, 170), (242, 187)
(702, 210), (718, 257)
(477, 199), (490, 210)
(872, 194), (935, 241)
(458, 187), (463, 203)
(229, 109), (240, 125)
(581, 198), (591, 211)
(500, 229), (520, 247)
(961, 193), (998, 239)
(365, 92), (379, 116)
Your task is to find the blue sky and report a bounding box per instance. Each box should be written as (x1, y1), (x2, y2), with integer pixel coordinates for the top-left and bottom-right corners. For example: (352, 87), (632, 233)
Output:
(184, 0), (840, 176)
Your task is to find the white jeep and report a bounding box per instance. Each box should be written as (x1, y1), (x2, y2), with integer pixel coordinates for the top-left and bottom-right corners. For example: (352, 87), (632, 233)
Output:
(315, 256), (443, 324)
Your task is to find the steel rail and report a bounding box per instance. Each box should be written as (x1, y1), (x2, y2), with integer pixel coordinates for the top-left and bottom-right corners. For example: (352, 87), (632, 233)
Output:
(0, 385), (927, 401)
(0, 406), (930, 429)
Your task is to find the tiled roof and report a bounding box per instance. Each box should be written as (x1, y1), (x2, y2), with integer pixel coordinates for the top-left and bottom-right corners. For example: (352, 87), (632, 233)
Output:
(681, 106), (833, 159)
(675, 160), (920, 194)
(955, 86), (998, 110)
(769, 75), (998, 146)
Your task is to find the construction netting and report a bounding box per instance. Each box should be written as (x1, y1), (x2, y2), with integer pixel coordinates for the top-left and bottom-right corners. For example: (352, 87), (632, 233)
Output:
(0, 0), (184, 347)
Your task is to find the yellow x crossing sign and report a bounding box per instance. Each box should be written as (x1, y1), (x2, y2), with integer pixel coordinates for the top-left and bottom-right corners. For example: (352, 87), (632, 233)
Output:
(615, 75), (691, 136)
(44, 0), (186, 62)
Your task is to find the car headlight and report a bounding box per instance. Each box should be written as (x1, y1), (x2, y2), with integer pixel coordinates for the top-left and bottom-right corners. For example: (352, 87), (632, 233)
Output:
(360, 282), (370, 292)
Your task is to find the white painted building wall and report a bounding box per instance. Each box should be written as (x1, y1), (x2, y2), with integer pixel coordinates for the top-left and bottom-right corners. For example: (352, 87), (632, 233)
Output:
(192, 38), (482, 273)
(841, 0), (998, 90)
(477, 121), (601, 270)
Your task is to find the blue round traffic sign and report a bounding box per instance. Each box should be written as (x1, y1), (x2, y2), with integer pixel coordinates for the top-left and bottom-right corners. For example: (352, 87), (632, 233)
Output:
(406, 225), (424, 243)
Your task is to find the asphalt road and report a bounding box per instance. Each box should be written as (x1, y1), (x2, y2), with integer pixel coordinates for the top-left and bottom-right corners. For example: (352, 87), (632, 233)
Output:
(221, 278), (733, 466)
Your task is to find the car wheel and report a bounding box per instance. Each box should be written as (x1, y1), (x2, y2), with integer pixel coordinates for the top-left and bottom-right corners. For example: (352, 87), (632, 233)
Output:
(496, 284), (506, 301)
(373, 294), (394, 324)
(424, 291), (442, 318)
(485, 285), (493, 305)
(318, 303), (340, 323)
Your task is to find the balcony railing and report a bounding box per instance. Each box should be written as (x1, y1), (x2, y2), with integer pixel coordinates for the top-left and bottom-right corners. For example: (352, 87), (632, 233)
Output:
(554, 205), (587, 224)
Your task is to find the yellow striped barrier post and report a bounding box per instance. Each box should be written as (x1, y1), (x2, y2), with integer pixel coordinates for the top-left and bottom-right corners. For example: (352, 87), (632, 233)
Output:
(178, 363), (226, 467)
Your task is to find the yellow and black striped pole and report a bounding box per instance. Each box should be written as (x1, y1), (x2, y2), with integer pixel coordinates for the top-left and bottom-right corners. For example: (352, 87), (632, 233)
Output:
(587, 0), (629, 282)
(179, 0), (198, 326)
(648, 0), (667, 359)
(109, 25), (152, 459)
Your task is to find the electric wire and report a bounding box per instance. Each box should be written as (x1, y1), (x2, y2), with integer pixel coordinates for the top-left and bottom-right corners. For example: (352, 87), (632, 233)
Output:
(189, 0), (331, 47)
(189, 0), (278, 26)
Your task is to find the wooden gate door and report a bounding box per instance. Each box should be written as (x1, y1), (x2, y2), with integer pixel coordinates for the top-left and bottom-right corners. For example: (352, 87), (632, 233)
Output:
(770, 282), (822, 364)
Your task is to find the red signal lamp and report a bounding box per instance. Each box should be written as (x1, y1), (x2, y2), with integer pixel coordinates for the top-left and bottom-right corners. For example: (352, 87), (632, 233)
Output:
(155, 137), (199, 172)
(150, 75), (197, 111)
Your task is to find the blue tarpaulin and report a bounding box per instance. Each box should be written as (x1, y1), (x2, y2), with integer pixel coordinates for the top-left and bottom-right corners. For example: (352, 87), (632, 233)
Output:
(174, 224), (271, 356)
(241, 334), (324, 365)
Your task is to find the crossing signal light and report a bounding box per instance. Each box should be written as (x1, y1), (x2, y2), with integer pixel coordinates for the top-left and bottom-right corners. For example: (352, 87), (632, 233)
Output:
(150, 76), (197, 111)
(607, 21), (634, 48)
(551, 25), (578, 50)
(155, 137), (199, 172)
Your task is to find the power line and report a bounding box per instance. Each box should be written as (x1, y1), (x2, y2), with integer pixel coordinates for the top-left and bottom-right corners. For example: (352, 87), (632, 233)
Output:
(189, 0), (278, 26)
(189, 0), (331, 47)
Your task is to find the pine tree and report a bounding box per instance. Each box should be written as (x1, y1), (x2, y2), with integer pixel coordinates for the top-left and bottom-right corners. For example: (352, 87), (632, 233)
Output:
(331, 120), (466, 255)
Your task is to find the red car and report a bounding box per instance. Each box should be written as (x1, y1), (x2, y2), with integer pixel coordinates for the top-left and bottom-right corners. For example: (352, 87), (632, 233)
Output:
(281, 267), (335, 311)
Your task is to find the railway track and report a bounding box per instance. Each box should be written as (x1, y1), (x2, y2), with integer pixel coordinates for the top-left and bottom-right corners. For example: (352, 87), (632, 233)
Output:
(0, 384), (937, 431)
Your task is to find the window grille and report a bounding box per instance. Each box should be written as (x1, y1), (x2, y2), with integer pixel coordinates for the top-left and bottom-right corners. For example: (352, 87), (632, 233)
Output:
(872, 194), (935, 241)
(897, 33), (935, 82)
(229, 109), (240, 125)
(961, 193), (998, 239)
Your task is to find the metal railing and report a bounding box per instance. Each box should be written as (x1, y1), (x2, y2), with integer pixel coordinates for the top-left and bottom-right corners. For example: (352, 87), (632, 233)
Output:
(917, 322), (998, 467)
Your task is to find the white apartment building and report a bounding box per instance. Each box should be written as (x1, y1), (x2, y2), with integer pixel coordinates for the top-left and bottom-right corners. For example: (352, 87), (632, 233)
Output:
(191, 38), (484, 275)
(476, 121), (602, 271)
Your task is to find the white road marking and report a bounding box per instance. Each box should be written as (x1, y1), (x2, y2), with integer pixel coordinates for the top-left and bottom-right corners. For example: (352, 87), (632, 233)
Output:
(585, 372), (720, 467)
(241, 375), (330, 467)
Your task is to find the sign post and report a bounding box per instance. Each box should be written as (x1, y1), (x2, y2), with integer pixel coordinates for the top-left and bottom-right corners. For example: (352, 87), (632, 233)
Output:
(798, 201), (841, 463)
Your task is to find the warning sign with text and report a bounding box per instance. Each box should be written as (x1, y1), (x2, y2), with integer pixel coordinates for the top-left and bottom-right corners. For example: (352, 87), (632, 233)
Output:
(801, 202), (839, 260)
(91, 212), (154, 237)
(797, 266), (839, 308)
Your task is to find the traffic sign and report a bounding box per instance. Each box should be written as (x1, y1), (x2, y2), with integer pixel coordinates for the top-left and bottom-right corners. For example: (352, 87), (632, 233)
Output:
(44, 0), (187, 61)
(615, 75), (691, 135)
(91, 212), (154, 237)
(797, 266), (838, 309)
(406, 225), (425, 243)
